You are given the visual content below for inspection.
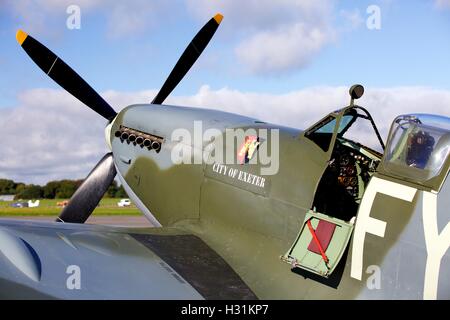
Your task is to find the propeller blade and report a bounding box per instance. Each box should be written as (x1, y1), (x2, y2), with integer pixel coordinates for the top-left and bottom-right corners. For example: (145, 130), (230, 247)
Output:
(57, 153), (117, 223)
(152, 13), (223, 105)
(16, 30), (117, 121)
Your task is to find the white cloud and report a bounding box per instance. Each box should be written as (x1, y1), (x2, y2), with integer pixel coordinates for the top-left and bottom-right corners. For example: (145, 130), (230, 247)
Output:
(186, 0), (335, 75)
(0, 89), (108, 184)
(436, 0), (450, 9)
(4, 0), (101, 35)
(339, 9), (364, 30)
(168, 85), (450, 135)
(2, 85), (449, 184)
(169, 85), (450, 151)
(186, 0), (332, 30)
(106, 2), (158, 38)
(235, 23), (330, 75)
(5, 0), (352, 75)
(4, 0), (169, 38)
(0, 88), (157, 184)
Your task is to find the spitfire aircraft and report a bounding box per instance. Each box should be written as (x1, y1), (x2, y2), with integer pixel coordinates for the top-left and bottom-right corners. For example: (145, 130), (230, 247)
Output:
(1, 14), (449, 300)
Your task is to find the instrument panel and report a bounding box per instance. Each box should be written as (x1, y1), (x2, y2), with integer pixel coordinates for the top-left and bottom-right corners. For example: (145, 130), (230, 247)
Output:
(331, 141), (380, 199)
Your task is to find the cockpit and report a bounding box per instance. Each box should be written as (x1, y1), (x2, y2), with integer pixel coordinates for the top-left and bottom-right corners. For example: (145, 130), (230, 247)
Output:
(282, 101), (386, 278)
(305, 106), (384, 221)
(282, 87), (450, 280)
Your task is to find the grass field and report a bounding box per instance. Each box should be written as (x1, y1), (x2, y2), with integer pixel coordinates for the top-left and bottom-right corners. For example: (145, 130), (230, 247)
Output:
(0, 198), (142, 216)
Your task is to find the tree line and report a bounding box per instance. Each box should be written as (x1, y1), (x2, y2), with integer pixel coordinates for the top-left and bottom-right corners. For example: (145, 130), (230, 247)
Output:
(0, 179), (128, 200)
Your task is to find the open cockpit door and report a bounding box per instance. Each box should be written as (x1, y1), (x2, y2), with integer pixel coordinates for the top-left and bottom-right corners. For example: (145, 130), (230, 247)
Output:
(285, 95), (384, 278)
(281, 210), (354, 277)
(305, 105), (384, 222)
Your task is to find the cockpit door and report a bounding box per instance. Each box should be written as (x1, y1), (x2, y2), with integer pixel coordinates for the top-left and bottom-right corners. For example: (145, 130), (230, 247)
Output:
(285, 106), (384, 278)
(281, 210), (354, 277)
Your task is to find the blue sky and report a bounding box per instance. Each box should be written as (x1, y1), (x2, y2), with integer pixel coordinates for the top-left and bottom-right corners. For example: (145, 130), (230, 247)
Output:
(1, 0), (450, 184)
(1, 0), (450, 108)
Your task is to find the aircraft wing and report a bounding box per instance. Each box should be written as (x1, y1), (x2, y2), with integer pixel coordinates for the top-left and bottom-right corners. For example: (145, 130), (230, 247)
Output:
(0, 219), (257, 299)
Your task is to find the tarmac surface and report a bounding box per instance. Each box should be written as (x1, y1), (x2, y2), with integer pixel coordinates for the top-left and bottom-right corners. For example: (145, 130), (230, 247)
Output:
(0, 215), (153, 228)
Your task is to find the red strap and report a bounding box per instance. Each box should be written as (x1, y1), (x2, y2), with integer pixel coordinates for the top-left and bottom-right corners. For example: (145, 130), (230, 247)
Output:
(306, 219), (329, 264)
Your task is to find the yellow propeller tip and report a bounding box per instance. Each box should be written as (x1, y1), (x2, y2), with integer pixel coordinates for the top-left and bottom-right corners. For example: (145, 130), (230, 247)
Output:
(213, 13), (223, 24)
(16, 29), (28, 45)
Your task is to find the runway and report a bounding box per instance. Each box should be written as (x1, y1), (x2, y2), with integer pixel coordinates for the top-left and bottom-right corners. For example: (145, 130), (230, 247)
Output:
(0, 216), (153, 228)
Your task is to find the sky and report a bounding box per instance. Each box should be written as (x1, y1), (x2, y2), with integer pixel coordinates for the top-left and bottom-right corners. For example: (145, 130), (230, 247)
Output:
(1, 0), (450, 184)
